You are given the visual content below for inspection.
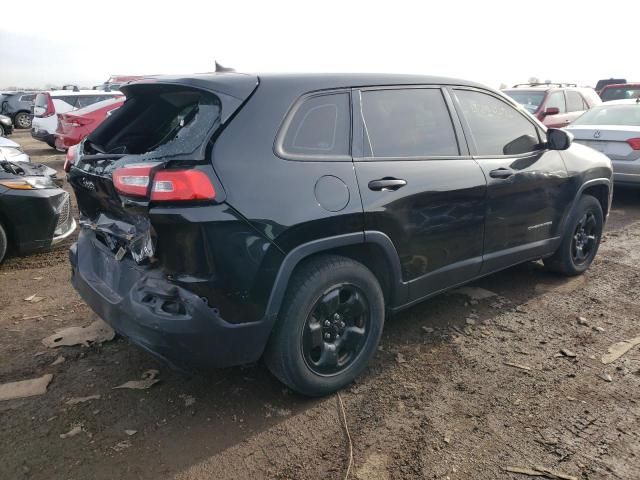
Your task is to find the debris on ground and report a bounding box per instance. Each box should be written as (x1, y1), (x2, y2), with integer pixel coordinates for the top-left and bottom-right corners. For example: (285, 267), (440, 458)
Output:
(395, 353), (407, 364)
(443, 432), (452, 444)
(599, 373), (613, 382)
(560, 349), (577, 358)
(450, 286), (497, 300)
(24, 294), (44, 303)
(51, 355), (65, 366)
(124, 429), (137, 436)
(601, 335), (640, 364)
(112, 440), (132, 452)
(179, 394), (196, 407)
(66, 394), (101, 405)
(42, 319), (115, 348)
(593, 326), (605, 332)
(421, 326), (434, 334)
(504, 465), (578, 480)
(577, 316), (589, 326)
(60, 426), (82, 439)
(114, 370), (160, 390)
(0, 374), (53, 401)
(504, 362), (532, 371)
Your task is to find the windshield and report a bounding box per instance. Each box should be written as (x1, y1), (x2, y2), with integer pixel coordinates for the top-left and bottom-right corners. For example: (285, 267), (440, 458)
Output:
(600, 86), (640, 102)
(572, 105), (640, 126)
(502, 90), (545, 114)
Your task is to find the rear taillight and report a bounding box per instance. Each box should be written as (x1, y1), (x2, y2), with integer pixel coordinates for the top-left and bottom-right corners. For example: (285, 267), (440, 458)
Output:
(112, 164), (215, 201)
(627, 138), (640, 150)
(43, 95), (55, 118)
(151, 170), (216, 201)
(67, 116), (93, 127)
(63, 145), (77, 173)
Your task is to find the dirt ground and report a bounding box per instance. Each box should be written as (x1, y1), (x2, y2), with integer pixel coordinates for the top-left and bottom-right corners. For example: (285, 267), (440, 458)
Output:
(1, 129), (639, 480)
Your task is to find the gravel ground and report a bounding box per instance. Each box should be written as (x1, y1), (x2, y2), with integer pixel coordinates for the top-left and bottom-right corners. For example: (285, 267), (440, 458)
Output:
(1, 130), (639, 480)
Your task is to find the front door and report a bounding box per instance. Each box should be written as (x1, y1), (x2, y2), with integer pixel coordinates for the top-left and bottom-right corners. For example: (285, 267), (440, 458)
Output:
(450, 87), (573, 273)
(353, 87), (487, 304)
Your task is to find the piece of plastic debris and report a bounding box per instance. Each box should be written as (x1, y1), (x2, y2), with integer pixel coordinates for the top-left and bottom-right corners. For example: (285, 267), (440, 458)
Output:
(395, 353), (407, 364)
(42, 319), (115, 348)
(179, 394), (196, 407)
(51, 356), (65, 366)
(421, 326), (435, 334)
(599, 373), (613, 382)
(450, 287), (497, 300)
(112, 440), (132, 452)
(560, 349), (577, 358)
(0, 374), (53, 401)
(124, 429), (137, 436)
(593, 326), (605, 332)
(114, 370), (160, 390)
(601, 336), (640, 364)
(577, 316), (589, 326)
(60, 426), (82, 439)
(504, 362), (532, 371)
(66, 394), (101, 405)
(24, 294), (44, 303)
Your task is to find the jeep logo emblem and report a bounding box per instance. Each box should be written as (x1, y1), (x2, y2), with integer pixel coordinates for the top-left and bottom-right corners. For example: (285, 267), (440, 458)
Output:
(79, 177), (96, 191)
(593, 130), (601, 139)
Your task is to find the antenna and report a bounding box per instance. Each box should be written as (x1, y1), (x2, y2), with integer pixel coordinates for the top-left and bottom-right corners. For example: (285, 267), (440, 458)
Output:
(215, 61), (235, 73)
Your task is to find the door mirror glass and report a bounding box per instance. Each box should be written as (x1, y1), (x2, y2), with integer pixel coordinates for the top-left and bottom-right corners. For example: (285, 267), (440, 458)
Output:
(547, 128), (573, 150)
(544, 107), (560, 116)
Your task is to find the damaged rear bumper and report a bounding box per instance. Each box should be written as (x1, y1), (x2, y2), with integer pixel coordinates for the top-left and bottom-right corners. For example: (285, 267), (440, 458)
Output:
(69, 230), (274, 369)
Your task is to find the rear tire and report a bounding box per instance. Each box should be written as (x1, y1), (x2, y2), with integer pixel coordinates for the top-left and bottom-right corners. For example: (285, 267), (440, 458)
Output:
(0, 223), (7, 264)
(14, 112), (32, 129)
(265, 255), (385, 396)
(543, 195), (603, 276)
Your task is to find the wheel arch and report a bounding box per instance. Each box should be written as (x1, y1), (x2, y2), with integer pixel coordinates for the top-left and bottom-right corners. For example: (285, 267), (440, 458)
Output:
(558, 178), (611, 235)
(264, 231), (407, 321)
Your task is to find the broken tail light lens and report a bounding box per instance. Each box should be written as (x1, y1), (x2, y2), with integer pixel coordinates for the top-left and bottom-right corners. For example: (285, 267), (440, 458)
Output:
(113, 165), (215, 201)
(63, 145), (77, 173)
(151, 170), (216, 201)
(43, 94), (55, 118)
(627, 138), (640, 150)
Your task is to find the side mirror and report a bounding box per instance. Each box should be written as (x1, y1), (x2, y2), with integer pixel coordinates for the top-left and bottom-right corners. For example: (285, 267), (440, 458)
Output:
(544, 107), (560, 116)
(547, 128), (573, 151)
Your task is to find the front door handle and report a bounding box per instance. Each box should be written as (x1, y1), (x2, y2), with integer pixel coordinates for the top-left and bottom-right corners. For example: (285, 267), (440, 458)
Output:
(489, 168), (514, 179)
(368, 178), (407, 191)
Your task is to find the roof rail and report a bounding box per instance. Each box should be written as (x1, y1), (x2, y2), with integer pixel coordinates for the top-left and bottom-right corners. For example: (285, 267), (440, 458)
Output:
(61, 84), (80, 92)
(512, 82), (577, 88)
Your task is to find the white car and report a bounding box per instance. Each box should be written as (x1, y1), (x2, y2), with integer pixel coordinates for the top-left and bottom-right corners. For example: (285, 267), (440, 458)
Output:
(31, 89), (123, 148)
(566, 99), (640, 186)
(0, 136), (30, 163)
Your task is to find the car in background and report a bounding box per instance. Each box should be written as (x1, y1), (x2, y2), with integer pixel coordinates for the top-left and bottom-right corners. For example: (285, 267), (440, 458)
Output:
(566, 99), (640, 186)
(0, 155), (74, 263)
(595, 78), (626, 94)
(0, 136), (30, 163)
(599, 83), (640, 102)
(502, 83), (601, 128)
(31, 90), (123, 148)
(93, 75), (145, 92)
(54, 97), (125, 151)
(0, 91), (36, 129)
(0, 115), (13, 136)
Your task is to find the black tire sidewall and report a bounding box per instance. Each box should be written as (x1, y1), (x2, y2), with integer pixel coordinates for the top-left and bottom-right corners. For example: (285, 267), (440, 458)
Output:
(0, 223), (7, 263)
(562, 195), (603, 274)
(268, 257), (384, 396)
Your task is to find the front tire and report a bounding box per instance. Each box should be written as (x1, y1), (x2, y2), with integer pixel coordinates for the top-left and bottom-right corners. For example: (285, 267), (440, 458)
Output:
(544, 195), (603, 276)
(0, 223), (7, 263)
(265, 255), (385, 396)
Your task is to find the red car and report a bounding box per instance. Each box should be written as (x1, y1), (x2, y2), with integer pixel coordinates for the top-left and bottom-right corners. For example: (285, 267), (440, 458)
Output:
(54, 96), (124, 150)
(599, 83), (640, 102)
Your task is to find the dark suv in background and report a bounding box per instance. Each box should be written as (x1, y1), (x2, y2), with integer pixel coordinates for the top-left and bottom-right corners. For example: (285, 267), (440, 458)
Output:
(502, 83), (601, 128)
(68, 73), (612, 396)
(0, 91), (36, 129)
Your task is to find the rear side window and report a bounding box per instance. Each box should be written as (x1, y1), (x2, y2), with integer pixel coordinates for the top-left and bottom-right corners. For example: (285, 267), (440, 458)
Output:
(360, 88), (459, 157)
(19, 94), (35, 102)
(567, 91), (585, 112)
(456, 89), (540, 156)
(279, 92), (351, 159)
(545, 92), (566, 113)
(53, 96), (77, 108)
(34, 93), (49, 109)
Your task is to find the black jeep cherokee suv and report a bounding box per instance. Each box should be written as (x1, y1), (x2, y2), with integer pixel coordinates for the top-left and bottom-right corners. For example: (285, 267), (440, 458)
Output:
(68, 73), (613, 396)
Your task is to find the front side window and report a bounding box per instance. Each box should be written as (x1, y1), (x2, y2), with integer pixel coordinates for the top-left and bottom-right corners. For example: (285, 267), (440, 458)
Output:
(20, 94), (35, 102)
(545, 92), (566, 113)
(456, 89), (540, 156)
(360, 88), (459, 157)
(567, 91), (586, 112)
(280, 92), (351, 159)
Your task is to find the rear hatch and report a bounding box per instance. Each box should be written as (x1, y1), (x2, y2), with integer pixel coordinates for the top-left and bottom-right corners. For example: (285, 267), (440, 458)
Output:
(68, 74), (258, 263)
(570, 125), (640, 161)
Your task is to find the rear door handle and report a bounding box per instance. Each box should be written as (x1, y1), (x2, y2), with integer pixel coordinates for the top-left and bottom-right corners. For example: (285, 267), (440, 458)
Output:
(489, 168), (514, 179)
(368, 178), (407, 191)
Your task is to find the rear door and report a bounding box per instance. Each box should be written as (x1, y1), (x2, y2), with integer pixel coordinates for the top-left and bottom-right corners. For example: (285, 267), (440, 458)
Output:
(451, 87), (573, 273)
(565, 90), (588, 124)
(353, 86), (486, 303)
(542, 90), (572, 128)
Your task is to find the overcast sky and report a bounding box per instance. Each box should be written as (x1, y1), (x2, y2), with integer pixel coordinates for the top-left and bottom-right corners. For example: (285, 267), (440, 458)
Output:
(1, 0), (638, 90)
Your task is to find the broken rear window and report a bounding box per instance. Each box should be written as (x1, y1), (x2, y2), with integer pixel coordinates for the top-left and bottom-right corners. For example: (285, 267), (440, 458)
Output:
(84, 87), (221, 162)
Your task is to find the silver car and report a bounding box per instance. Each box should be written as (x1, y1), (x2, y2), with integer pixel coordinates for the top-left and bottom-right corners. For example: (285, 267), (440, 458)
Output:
(566, 99), (640, 185)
